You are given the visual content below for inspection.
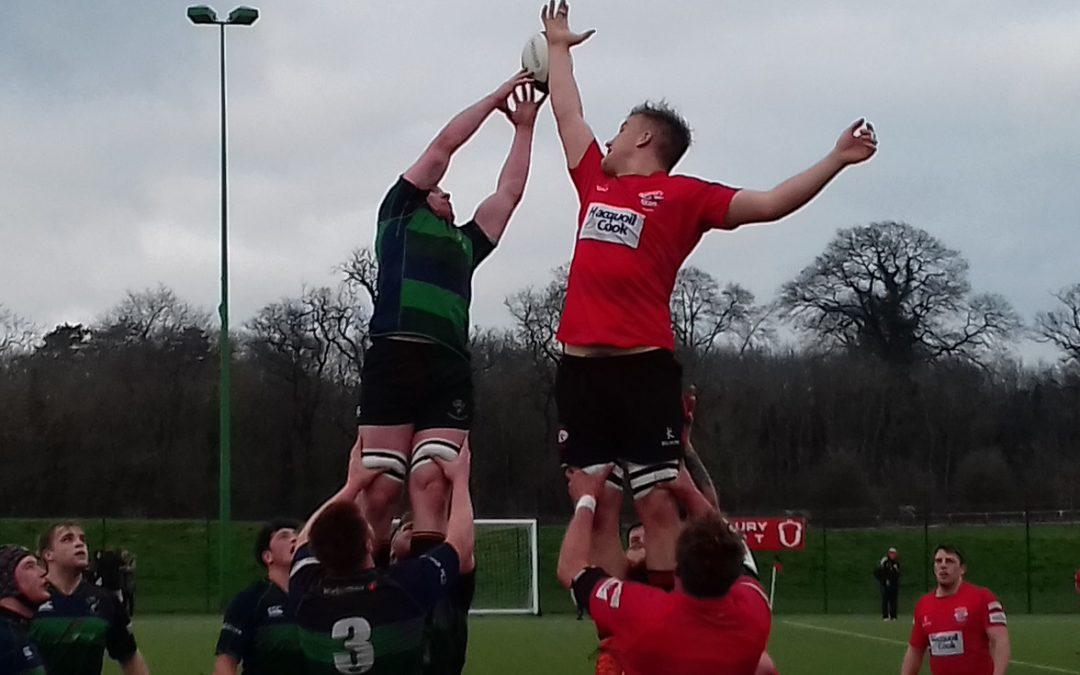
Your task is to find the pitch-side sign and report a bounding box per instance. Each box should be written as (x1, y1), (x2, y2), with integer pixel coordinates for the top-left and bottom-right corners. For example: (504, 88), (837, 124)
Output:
(729, 517), (807, 551)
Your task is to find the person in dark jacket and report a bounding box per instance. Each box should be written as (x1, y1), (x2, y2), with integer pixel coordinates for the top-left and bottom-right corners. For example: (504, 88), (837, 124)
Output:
(874, 547), (901, 620)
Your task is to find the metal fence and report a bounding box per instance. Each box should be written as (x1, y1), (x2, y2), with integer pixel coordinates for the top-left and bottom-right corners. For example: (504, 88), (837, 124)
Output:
(3, 511), (1078, 615)
(761, 509), (1080, 616)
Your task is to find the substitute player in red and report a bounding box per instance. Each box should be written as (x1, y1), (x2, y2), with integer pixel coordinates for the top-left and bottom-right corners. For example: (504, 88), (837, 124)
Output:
(540, 0), (879, 589)
(901, 545), (1010, 675)
(558, 466), (772, 675)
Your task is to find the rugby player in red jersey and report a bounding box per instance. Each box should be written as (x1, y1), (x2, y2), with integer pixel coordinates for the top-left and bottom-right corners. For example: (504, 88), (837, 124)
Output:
(541, 0), (878, 590)
(901, 545), (1010, 675)
(558, 466), (772, 675)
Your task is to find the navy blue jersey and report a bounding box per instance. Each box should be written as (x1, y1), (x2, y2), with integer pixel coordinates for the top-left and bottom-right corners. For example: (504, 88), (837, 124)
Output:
(289, 543), (460, 674)
(422, 569), (475, 675)
(30, 581), (135, 674)
(0, 608), (46, 675)
(216, 580), (303, 675)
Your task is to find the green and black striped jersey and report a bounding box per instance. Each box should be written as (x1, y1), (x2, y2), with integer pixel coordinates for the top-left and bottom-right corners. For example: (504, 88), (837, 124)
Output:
(369, 176), (495, 357)
(30, 581), (135, 675)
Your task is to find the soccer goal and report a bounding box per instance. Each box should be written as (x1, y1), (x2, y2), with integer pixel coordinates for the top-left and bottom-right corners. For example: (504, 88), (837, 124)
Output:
(470, 518), (539, 615)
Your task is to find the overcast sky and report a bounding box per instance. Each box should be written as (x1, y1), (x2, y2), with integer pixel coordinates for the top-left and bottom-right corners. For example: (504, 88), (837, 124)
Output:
(3, 1), (1078, 362)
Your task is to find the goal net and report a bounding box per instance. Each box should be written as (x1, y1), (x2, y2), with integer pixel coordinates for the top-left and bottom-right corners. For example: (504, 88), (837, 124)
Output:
(470, 518), (539, 615)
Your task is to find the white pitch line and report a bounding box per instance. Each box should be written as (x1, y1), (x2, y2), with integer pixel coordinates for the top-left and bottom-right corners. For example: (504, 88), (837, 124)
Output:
(781, 620), (1080, 675)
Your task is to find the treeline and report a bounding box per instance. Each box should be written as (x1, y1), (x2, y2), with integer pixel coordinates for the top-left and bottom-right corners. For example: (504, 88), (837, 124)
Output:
(1, 222), (1078, 519)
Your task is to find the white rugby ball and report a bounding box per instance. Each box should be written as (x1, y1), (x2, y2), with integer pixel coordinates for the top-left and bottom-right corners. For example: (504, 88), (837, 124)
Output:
(521, 32), (549, 87)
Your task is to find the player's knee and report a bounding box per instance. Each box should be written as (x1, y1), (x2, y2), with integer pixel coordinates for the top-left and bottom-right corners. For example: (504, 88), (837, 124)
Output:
(408, 461), (449, 497)
(360, 447), (408, 485)
(408, 438), (460, 486)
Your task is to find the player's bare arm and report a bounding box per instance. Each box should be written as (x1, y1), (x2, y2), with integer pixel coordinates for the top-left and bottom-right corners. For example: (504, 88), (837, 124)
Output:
(296, 446), (380, 549)
(403, 71), (534, 191)
(212, 654), (239, 675)
(987, 625), (1010, 675)
(899, 645), (925, 675)
(434, 439), (476, 570)
(660, 462), (717, 521)
(723, 119), (879, 228)
(556, 465), (612, 587)
(540, 0), (596, 168)
(121, 652), (150, 675)
(472, 84), (547, 243)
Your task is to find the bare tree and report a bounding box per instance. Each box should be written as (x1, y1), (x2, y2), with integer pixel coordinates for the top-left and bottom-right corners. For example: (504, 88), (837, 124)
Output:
(0, 304), (37, 358)
(505, 264), (568, 367)
(732, 301), (779, 356)
(100, 284), (211, 343)
(339, 247), (378, 307)
(328, 247), (379, 384)
(670, 267), (763, 356)
(780, 221), (1020, 365)
(1035, 283), (1080, 365)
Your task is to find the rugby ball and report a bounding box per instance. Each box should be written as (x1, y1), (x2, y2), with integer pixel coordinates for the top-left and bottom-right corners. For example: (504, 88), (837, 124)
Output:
(521, 32), (549, 89)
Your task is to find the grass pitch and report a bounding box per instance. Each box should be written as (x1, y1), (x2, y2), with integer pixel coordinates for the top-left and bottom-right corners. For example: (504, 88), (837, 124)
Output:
(104, 613), (1080, 674)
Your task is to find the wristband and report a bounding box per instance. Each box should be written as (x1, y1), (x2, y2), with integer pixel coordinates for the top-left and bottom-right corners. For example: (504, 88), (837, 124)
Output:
(575, 495), (597, 513)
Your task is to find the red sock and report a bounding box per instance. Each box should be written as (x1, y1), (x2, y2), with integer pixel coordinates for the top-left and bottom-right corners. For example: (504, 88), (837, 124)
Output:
(647, 569), (675, 591)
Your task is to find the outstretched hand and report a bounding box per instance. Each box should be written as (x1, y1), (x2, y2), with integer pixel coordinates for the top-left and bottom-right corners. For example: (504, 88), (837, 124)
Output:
(434, 438), (473, 485)
(500, 82), (548, 128)
(660, 462), (696, 499)
(346, 436), (381, 493)
(565, 464), (613, 503)
(834, 118), (878, 165)
(541, 0), (595, 48)
(492, 70), (535, 105)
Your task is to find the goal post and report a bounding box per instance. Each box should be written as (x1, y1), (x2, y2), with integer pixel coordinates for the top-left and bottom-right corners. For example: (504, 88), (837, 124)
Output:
(469, 518), (539, 616)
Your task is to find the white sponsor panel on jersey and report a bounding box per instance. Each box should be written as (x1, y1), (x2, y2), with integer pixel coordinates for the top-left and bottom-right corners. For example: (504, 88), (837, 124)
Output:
(929, 630), (965, 656)
(580, 203), (645, 249)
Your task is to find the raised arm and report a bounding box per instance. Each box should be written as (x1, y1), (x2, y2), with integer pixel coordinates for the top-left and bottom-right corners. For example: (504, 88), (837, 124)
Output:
(723, 119), (878, 229)
(681, 387), (721, 510)
(472, 84), (547, 243)
(434, 440), (475, 569)
(296, 444), (380, 549)
(541, 0), (596, 168)
(556, 466), (612, 588)
(404, 72), (533, 190)
(661, 462), (718, 521)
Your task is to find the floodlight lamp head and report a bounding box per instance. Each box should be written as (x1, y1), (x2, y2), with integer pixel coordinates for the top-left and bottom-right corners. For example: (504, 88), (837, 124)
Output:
(187, 5), (219, 24)
(227, 6), (259, 25)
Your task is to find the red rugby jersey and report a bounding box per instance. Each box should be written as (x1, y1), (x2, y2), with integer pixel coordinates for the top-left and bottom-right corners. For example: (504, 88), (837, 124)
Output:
(557, 142), (740, 350)
(909, 582), (1007, 675)
(576, 571), (771, 675)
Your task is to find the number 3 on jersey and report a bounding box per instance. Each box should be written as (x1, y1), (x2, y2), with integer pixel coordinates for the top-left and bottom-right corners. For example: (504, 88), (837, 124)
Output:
(332, 617), (375, 674)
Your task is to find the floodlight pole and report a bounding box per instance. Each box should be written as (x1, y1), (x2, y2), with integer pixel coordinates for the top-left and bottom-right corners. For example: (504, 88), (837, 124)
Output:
(187, 4), (258, 609)
(217, 19), (232, 614)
